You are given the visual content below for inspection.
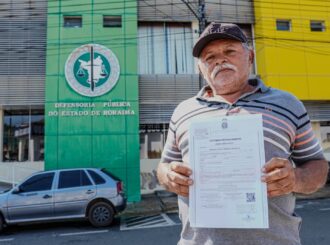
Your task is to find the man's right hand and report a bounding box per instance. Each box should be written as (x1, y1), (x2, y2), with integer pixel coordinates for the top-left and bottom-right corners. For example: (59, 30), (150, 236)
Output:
(157, 161), (193, 197)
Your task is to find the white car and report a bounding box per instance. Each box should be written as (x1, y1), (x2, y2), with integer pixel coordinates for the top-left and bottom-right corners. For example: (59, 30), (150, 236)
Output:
(0, 168), (126, 231)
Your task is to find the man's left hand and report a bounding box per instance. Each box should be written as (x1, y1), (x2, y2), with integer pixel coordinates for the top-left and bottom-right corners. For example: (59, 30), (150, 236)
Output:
(261, 157), (296, 198)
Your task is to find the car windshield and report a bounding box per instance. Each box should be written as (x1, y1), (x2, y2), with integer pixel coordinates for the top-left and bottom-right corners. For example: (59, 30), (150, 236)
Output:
(101, 169), (120, 181)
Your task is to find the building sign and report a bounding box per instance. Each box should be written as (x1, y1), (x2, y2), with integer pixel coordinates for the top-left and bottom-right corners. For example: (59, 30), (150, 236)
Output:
(65, 44), (120, 97)
(47, 101), (135, 117)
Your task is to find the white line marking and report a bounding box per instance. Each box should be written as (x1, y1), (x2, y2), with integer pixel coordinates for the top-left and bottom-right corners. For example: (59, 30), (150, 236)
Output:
(320, 208), (330, 211)
(58, 230), (109, 237)
(161, 213), (176, 225)
(121, 222), (179, 231)
(125, 215), (158, 222)
(307, 201), (319, 205)
(0, 238), (15, 242)
(127, 216), (161, 225)
(134, 220), (168, 228)
(120, 213), (180, 231)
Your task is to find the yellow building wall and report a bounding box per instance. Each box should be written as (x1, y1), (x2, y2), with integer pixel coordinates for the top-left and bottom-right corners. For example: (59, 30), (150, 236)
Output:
(254, 0), (330, 100)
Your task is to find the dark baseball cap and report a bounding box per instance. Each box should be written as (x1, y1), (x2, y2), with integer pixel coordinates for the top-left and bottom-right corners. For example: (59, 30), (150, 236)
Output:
(193, 22), (248, 58)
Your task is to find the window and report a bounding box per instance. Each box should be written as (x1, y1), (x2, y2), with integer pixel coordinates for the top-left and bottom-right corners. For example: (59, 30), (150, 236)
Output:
(311, 21), (325, 32)
(276, 20), (291, 31)
(31, 110), (44, 162)
(140, 124), (168, 159)
(88, 170), (106, 185)
(20, 173), (54, 192)
(63, 16), (82, 28)
(138, 22), (194, 74)
(3, 109), (44, 162)
(103, 16), (122, 28)
(58, 170), (92, 189)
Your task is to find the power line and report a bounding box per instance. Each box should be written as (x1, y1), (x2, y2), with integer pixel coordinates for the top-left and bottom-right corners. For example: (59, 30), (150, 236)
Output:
(2, 1), (330, 38)
(3, 0), (330, 17)
(6, 0), (330, 9)
(3, 26), (330, 57)
(2, 1), (330, 55)
(180, 0), (199, 20)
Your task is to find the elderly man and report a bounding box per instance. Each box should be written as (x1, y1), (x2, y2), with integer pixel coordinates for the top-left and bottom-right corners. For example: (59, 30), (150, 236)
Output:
(157, 22), (329, 245)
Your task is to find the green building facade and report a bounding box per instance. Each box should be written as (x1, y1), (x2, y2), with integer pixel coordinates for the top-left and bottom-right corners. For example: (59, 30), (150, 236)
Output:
(45, 0), (140, 201)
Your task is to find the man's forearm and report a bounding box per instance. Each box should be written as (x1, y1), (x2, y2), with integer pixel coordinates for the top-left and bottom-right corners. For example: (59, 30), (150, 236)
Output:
(293, 159), (329, 194)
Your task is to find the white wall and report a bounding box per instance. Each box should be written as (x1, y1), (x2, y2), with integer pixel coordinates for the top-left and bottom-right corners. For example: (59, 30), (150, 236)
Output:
(0, 161), (44, 185)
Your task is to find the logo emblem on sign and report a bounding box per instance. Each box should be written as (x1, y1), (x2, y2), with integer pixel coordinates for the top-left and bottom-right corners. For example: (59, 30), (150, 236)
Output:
(65, 44), (120, 97)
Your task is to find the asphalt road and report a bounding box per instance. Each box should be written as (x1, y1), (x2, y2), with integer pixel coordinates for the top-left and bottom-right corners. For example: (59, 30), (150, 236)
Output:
(296, 198), (330, 245)
(1, 199), (330, 245)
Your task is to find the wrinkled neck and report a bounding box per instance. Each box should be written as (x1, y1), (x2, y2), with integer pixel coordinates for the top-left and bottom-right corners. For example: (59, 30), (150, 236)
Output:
(211, 82), (255, 104)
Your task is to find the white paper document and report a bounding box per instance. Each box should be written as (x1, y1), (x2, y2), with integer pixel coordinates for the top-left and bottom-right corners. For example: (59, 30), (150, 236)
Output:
(189, 114), (269, 229)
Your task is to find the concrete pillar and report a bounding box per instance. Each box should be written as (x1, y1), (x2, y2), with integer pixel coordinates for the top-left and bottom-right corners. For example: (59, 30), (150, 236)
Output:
(29, 139), (35, 162)
(311, 121), (322, 143)
(18, 139), (26, 162)
(160, 130), (163, 148)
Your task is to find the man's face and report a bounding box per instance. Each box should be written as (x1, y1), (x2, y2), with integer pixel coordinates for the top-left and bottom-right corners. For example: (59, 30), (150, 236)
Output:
(198, 39), (253, 96)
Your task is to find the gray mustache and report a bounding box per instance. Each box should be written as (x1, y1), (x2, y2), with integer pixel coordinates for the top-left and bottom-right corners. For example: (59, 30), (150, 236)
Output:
(211, 64), (237, 80)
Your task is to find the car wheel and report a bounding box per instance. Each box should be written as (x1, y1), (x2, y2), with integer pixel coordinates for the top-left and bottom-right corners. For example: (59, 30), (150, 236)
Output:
(88, 202), (115, 227)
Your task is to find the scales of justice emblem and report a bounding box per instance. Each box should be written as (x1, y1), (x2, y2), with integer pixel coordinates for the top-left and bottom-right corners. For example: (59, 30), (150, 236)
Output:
(65, 44), (120, 97)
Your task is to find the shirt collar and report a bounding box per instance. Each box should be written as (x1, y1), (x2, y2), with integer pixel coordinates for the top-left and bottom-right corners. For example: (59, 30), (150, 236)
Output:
(196, 78), (269, 103)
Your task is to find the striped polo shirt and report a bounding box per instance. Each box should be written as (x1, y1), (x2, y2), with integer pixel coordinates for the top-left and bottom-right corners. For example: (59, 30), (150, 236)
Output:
(161, 78), (325, 245)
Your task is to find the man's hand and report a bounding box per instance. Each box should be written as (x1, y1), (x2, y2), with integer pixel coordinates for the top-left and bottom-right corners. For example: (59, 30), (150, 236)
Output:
(261, 158), (296, 198)
(157, 161), (193, 197)
(262, 158), (329, 197)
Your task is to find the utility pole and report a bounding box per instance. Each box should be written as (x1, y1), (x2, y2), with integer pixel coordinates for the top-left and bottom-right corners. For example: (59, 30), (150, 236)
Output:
(197, 0), (207, 88)
(198, 0), (207, 35)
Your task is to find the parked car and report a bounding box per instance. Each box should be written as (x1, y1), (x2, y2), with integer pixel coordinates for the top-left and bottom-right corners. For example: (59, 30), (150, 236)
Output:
(0, 168), (126, 232)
